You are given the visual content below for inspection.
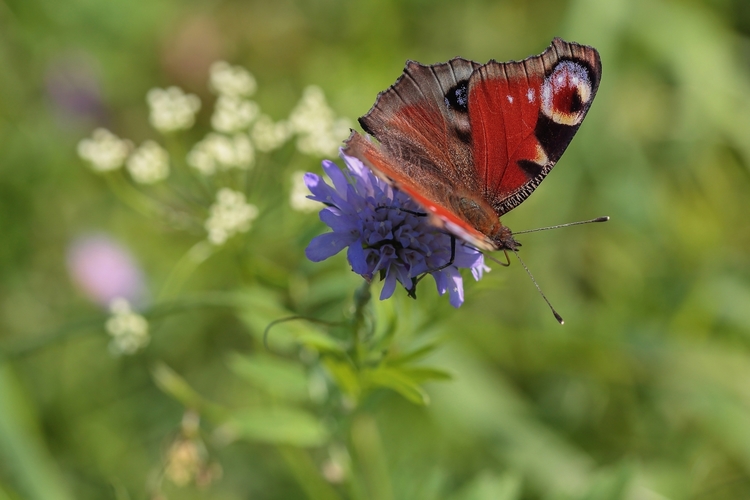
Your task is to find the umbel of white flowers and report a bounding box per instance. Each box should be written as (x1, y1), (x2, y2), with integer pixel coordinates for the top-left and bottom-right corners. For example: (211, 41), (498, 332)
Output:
(205, 188), (259, 245)
(147, 87), (201, 133)
(126, 140), (169, 184)
(77, 128), (132, 172)
(105, 298), (150, 355)
(77, 59), (353, 243)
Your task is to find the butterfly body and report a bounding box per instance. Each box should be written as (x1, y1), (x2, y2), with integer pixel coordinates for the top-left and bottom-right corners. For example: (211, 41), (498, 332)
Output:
(344, 38), (601, 252)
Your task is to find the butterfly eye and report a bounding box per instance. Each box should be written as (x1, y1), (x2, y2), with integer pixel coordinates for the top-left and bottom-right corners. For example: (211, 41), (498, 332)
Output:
(540, 60), (592, 126)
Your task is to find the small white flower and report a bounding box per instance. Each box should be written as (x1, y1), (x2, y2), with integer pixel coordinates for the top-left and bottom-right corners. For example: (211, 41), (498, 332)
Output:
(205, 188), (259, 245)
(289, 86), (335, 135)
(209, 61), (257, 98)
(187, 133), (254, 175)
(105, 298), (149, 355)
(126, 140), (169, 184)
(77, 128), (131, 172)
(289, 170), (320, 213)
(251, 114), (292, 152)
(147, 86), (201, 133)
(211, 96), (260, 133)
(289, 86), (352, 157)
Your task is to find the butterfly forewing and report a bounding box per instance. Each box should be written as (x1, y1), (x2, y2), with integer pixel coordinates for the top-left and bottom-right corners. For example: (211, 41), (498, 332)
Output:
(468, 38), (601, 216)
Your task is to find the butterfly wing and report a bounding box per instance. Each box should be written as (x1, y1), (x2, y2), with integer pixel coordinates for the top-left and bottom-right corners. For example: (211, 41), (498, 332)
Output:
(468, 38), (601, 215)
(344, 38), (601, 251)
(344, 57), (500, 250)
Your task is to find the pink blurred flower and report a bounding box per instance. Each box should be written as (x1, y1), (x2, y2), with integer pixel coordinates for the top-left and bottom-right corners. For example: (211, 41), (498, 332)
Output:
(66, 235), (147, 308)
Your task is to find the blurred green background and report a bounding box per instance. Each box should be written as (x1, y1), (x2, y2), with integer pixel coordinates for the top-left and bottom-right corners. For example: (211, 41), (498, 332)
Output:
(3, 0), (750, 498)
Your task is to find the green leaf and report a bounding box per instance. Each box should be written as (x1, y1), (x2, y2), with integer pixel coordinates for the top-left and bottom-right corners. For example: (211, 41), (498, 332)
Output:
(227, 353), (309, 401)
(400, 366), (454, 383)
(389, 343), (441, 365)
(231, 406), (329, 447)
(366, 367), (430, 405)
(322, 358), (361, 400)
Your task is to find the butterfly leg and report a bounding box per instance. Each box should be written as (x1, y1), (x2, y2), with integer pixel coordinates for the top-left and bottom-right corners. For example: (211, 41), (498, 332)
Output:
(374, 205), (427, 217)
(406, 235), (457, 299)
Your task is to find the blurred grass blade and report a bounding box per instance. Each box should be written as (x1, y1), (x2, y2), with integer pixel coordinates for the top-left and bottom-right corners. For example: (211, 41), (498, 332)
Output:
(452, 471), (522, 500)
(277, 445), (343, 500)
(351, 414), (394, 500)
(151, 362), (227, 420)
(231, 406), (329, 447)
(0, 364), (74, 500)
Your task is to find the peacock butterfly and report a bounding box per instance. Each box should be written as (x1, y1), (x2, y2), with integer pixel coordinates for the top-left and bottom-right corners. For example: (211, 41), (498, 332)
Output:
(343, 38), (601, 253)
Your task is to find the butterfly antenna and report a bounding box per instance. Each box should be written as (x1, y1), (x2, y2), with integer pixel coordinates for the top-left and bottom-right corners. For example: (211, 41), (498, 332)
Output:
(512, 216), (609, 235)
(511, 249), (564, 325)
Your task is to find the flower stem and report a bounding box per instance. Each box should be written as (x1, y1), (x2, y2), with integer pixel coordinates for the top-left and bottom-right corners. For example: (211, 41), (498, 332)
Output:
(158, 241), (215, 300)
(104, 171), (164, 218)
(349, 280), (372, 368)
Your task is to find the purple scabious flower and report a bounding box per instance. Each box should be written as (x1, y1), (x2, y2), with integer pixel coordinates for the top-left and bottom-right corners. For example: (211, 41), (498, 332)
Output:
(304, 152), (489, 307)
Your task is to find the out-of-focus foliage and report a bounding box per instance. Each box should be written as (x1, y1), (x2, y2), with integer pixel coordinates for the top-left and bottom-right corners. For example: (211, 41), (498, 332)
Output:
(2, 0), (750, 498)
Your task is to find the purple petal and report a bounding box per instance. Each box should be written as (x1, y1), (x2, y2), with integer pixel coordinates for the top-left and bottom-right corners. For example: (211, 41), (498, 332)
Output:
(347, 241), (369, 275)
(380, 267), (398, 300)
(442, 267), (465, 308)
(319, 207), (356, 233)
(305, 232), (357, 261)
(322, 160), (351, 199)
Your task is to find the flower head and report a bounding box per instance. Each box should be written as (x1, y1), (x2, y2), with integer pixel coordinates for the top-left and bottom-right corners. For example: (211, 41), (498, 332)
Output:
(209, 61), (257, 98)
(105, 298), (150, 355)
(205, 188), (259, 245)
(147, 86), (201, 133)
(77, 128), (131, 172)
(305, 153), (489, 307)
(289, 86), (352, 157)
(187, 133), (254, 175)
(211, 96), (259, 133)
(126, 140), (170, 184)
(251, 114), (292, 152)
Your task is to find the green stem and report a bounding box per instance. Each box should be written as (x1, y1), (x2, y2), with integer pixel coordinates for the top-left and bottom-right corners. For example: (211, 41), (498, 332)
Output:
(0, 292), (253, 359)
(158, 241), (216, 301)
(104, 172), (164, 218)
(349, 280), (372, 369)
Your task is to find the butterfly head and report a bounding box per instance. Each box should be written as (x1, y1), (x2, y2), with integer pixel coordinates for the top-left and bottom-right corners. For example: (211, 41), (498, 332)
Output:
(489, 223), (521, 252)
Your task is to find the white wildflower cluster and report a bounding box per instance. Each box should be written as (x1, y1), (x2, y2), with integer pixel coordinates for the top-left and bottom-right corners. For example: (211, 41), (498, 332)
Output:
(77, 128), (132, 172)
(211, 96), (260, 133)
(251, 114), (293, 152)
(187, 62), (264, 175)
(105, 298), (149, 355)
(187, 133), (254, 175)
(78, 129), (170, 184)
(289, 170), (320, 213)
(147, 87), (201, 133)
(289, 86), (352, 157)
(126, 140), (169, 184)
(209, 61), (257, 98)
(205, 188), (259, 245)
